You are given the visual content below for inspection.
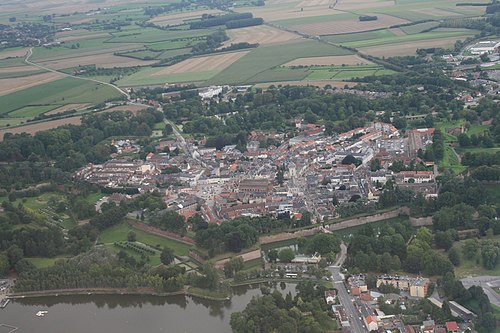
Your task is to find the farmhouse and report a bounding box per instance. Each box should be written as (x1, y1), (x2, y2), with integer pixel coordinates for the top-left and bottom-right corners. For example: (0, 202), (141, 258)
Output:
(469, 40), (500, 54)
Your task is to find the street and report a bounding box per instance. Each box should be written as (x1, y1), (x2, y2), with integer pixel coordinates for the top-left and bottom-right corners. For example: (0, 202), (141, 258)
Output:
(329, 265), (368, 333)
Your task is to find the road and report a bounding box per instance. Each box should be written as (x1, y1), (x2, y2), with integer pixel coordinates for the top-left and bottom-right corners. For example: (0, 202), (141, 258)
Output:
(24, 48), (130, 100)
(461, 276), (500, 307)
(329, 265), (368, 333)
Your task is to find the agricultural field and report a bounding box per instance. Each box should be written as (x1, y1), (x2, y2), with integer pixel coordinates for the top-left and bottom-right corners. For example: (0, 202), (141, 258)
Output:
(223, 25), (302, 46)
(305, 65), (396, 80)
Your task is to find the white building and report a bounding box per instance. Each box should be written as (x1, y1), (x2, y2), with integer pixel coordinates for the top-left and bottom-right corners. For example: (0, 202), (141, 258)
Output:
(199, 86), (223, 99)
(470, 41), (500, 55)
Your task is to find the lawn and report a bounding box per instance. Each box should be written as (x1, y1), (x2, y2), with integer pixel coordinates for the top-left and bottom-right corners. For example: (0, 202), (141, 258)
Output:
(148, 39), (199, 51)
(207, 40), (352, 85)
(438, 144), (467, 174)
(454, 237), (500, 278)
(0, 69), (46, 79)
(98, 222), (193, 256)
(26, 257), (68, 269)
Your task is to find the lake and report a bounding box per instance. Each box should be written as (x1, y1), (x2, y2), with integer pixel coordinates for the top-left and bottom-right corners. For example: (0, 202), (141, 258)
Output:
(0, 283), (297, 333)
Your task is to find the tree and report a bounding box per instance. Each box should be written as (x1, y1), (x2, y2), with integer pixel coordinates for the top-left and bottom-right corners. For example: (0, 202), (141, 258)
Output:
(278, 248), (295, 263)
(160, 247), (175, 265)
(448, 246), (461, 266)
(7, 245), (23, 268)
(0, 253), (9, 276)
(268, 249), (278, 263)
(127, 231), (136, 242)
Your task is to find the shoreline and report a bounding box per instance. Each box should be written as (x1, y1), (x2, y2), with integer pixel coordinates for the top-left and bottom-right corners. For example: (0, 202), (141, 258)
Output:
(7, 287), (230, 302)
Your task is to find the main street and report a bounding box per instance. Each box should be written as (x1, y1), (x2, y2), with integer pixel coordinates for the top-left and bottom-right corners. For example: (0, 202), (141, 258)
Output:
(329, 243), (368, 333)
(329, 265), (368, 333)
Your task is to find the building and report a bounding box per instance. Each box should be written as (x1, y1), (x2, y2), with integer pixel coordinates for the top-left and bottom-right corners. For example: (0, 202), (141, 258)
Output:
(199, 86), (222, 99)
(324, 290), (337, 305)
(445, 321), (459, 333)
(469, 40), (500, 54)
(239, 179), (272, 193)
(365, 315), (378, 331)
(377, 275), (430, 298)
(349, 275), (368, 295)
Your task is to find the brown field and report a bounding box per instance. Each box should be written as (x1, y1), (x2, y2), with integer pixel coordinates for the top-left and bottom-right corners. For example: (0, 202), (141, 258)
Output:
(289, 13), (409, 35)
(224, 25), (302, 46)
(335, 0), (394, 11)
(39, 54), (157, 70)
(0, 65), (43, 74)
(0, 72), (63, 97)
(359, 35), (472, 57)
(0, 48), (29, 60)
(56, 32), (110, 43)
(99, 104), (148, 114)
(45, 103), (89, 116)
(235, 6), (344, 22)
(152, 51), (249, 75)
(284, 55), (373, 66)
(388, 27), (407, 36)
(296, 0), (332, 7)
(0, 116), (82, 141)
(149, 9), (223, 26)
(0, 0), (162, 16)
(255, 80), (357, 89)
(413, 8), (462, 17)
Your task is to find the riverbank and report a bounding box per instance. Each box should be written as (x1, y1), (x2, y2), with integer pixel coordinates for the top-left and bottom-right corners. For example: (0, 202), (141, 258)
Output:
(7, 286), (230, 302)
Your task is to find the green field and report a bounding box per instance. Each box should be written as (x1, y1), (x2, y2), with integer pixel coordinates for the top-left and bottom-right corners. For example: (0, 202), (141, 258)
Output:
(305, 65), (395, 80)
(0, 69), (46, 79)
(454, 237), (500, 278)
(117, 68), (218, 86)
(273, 12), (357, 27)
(108, 26), (216, 44)
(401, 21), (440, 34)
(341, 29), (477, 48)
(0, 77), (122, 115)
(26, 257), (68, 269)
(322, 30), (397, 44)
(207, 40), (351, 85)
(98, 222), (193, 257)
(8, 105), (58, 118)
(148, 39), (199, 51)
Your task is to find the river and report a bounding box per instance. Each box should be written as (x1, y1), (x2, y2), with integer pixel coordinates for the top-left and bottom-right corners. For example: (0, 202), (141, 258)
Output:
(0, 283), (297, 333)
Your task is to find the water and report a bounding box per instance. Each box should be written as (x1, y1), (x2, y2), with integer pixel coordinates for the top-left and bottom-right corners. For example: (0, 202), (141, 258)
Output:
(0, 283), (297, 333)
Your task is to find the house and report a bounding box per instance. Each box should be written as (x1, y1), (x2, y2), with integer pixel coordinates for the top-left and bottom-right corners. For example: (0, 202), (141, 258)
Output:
(421, 319), (436, 333)
(324, 290), (337, 305)
(365, 315), (378, 332)
(445, 321), (459, 333)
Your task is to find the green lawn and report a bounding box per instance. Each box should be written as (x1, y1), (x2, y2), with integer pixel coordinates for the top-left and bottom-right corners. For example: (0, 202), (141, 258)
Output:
(304, 65), (395, 80)
(438, 144), (467, 174)
(98, 222), (193, 256)
(26, 257), (68, 269)
(108, 26), (216, 44)
(454, 237), (500, 278)
(0, 69), (46, 79)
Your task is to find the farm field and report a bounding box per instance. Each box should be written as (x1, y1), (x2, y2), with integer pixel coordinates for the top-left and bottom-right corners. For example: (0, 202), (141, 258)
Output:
(287, 14), (409, 36)
(359, 35), (474, 57)
(305, 65), (396, 80)
(341, 28), (477, 48)
(0, 116), (82, 140)
(284, 55), (373, 66)
(148, 9), (223, 26)
(206, 39), (352, 85)
(223, 25), (302, 46)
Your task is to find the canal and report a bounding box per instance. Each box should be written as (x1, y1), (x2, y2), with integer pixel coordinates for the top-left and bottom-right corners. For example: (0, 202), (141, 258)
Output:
(0, 283), (297, 333)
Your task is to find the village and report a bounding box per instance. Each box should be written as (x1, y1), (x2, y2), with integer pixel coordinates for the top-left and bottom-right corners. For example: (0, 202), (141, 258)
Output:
(75, 118), (439, 224)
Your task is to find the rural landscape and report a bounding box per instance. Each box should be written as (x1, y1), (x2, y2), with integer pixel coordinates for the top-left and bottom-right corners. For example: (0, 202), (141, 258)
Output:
(0, 0), (500, 332)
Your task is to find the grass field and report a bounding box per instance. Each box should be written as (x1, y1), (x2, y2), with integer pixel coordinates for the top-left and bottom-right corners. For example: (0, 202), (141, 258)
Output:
(401, 21), (440, 34)
(454, 237), (500, 278)
(8, 105), (58, 118)
(26, 257), (68, 269)
(341, 29), (477, 48)
(305, 65), (395, 80)
(322, 30), (397, 44)
(98, 222), (193, 257)
(0, 77), (122, 115)
(207, 40), (352, 85)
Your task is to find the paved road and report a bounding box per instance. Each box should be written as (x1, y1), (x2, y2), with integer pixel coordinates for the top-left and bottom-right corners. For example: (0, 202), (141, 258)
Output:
(461, 276), (500, 307)
(25, 48), (130, 99)
(329, 265), (368, 333)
